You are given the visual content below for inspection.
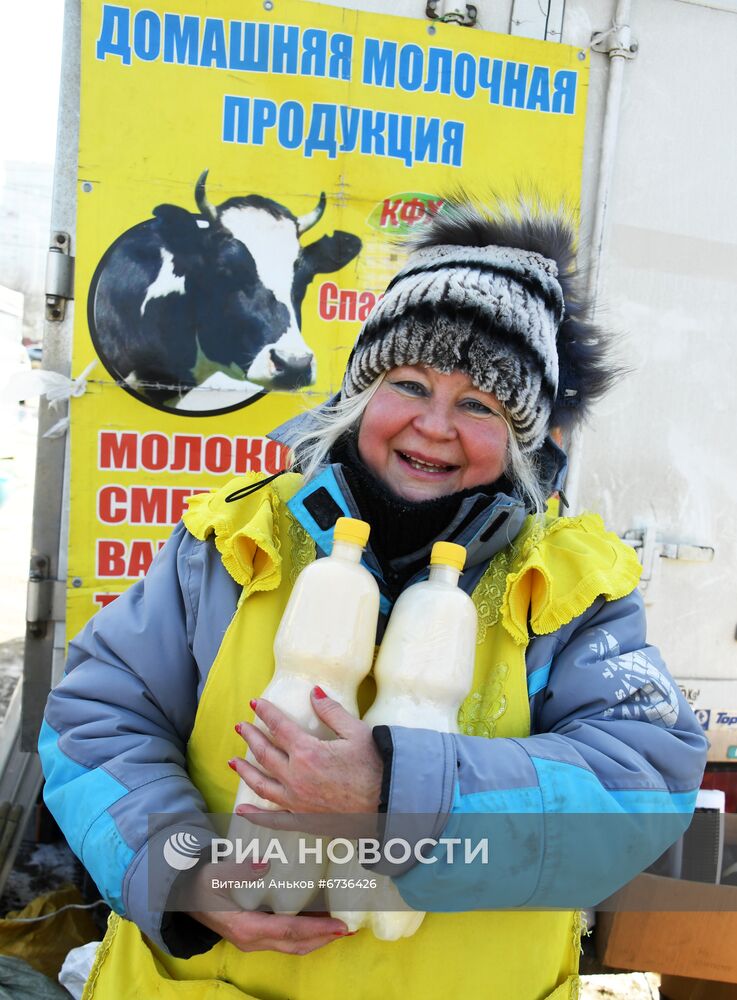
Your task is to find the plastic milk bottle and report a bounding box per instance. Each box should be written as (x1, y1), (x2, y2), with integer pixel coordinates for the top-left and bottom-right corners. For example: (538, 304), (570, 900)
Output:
(329, 541), (478, 939)
(230, 517), (380, 914)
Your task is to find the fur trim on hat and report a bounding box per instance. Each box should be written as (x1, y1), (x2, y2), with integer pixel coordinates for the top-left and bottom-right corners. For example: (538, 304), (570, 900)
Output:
(408, 195), (621, 432)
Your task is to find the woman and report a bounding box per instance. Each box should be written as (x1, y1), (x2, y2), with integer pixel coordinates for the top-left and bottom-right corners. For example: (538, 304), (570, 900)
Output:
(40, 199), (707, 1000)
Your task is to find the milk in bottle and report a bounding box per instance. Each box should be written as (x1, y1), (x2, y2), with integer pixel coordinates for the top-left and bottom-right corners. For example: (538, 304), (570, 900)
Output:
(230, 517), (380, 914)
(329, 541), (477, 938)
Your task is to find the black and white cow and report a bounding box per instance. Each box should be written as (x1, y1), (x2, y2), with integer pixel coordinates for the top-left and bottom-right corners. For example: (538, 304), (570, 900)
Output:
(89, 171), (362, 411)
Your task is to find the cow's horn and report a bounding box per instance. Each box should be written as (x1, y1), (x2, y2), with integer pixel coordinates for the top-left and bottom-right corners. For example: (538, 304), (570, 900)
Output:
(195, 170), (219, 226)
(296, 192), (326, 235)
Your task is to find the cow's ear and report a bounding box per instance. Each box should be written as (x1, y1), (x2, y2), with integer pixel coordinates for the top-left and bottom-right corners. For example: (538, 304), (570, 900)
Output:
(152, 204), (203, 246)
(300, 231), (362, 277)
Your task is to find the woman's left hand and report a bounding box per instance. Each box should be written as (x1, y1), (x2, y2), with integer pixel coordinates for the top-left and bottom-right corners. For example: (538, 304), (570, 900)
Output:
(231, 687), (383, 814)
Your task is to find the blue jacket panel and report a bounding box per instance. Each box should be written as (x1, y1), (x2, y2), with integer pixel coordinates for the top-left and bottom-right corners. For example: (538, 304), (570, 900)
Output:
(39, 511), (708, 952)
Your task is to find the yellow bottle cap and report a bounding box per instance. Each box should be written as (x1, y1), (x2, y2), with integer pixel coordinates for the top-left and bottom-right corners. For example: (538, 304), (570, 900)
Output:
(430, 541), (466, 571)
(333, 517), (371, 548)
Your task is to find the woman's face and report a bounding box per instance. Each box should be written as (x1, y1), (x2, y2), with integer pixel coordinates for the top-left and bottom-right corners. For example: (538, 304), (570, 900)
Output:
(357, 365), (510, 502)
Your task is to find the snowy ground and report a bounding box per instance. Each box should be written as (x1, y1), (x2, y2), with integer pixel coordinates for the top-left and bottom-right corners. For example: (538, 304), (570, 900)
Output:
(581, 972), (661, 999)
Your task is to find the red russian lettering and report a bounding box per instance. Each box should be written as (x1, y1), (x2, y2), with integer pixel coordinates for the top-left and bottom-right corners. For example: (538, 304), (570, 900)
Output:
(318, 281), (339, 320)
(357, 291), (377, 321)
(128, 540), (156, 577)
(170, 434), (203, 472)
(170, 487), (208, 523)
(97, 540), (127, 577)
(140, 432), (169, 471)
(98, 485), (127, 524)
(338, 289), (358, 322)
(130, 487), (168, 525)
(99, 431), (138, 470)
(380, 199), (401, 227)
(263, 439), (290, 474)
(400, 198), (427, 226)
(234, 437), (263, 473)
(94, 593), (119, 609)
(204, 436), (233, 474)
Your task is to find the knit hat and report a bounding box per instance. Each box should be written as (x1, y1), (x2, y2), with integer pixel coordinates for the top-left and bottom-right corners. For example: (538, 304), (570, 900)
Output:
(342, 198), (617, 454)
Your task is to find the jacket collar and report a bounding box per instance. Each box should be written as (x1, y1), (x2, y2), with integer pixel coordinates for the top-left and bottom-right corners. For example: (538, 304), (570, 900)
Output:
(272, 407), (568, 607)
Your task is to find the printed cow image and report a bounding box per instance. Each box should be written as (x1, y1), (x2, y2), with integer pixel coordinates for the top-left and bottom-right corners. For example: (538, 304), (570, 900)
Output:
(88, 171), (362, 413)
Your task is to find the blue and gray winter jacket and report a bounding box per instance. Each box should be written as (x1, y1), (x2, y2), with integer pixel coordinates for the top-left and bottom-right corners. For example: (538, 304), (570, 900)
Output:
(39, 452), (708, 956)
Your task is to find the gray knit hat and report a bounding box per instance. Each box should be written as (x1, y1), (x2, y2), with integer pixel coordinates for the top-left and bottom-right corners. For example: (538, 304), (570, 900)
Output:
(342, 199), (617, 454)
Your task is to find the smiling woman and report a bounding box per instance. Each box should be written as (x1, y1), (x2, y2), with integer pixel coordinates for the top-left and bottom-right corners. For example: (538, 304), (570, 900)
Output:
(39, 196), (708, 1000)
(357, 366), (510, 501)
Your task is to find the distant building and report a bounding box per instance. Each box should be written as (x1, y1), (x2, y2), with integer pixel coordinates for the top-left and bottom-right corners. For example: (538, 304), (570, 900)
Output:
(0, 160), (53, 344)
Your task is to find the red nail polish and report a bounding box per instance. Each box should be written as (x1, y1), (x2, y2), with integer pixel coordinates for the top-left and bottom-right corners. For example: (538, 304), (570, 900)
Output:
(228, 759), (238, 771)
(234, 723), (242, 735)
(249, 699), (257, 711)
(313, 686), (327, 700)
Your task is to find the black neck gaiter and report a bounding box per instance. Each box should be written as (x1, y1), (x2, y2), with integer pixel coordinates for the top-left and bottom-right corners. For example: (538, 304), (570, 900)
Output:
(330, 434), (514, 573)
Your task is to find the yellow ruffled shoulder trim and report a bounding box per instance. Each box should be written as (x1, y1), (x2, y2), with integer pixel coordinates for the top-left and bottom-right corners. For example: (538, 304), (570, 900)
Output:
(502, 512), (642, 645)
(182, 472), (303, 595)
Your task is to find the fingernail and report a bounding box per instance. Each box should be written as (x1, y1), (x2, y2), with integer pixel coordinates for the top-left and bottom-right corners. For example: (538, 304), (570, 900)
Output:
(334, 929), (356, 936)
(228, 759), (238, 771)
(249, 699), (258, 711)
(313, 686), (327, 700)
(234, 723), (242, 735)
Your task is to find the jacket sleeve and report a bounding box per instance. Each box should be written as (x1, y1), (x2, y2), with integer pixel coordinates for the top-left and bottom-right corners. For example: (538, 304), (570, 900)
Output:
(38, 521), (237, 955)
(376, 588), (708, 911)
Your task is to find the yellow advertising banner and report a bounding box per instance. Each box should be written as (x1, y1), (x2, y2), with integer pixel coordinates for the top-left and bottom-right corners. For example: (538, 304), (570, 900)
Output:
(70, 0), (589, 639)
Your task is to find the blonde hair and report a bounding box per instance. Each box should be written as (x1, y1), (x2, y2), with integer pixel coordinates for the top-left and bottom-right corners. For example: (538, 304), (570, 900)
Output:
(289, 375), (548, 515)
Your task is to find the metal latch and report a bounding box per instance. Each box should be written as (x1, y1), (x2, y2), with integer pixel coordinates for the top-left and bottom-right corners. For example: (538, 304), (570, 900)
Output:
(622, 525), (714, 603)
(426, 0), (477, 26)
(591, 23), (639, 58)
(46, 232), (74, 322)
(27, 556), (66, 638)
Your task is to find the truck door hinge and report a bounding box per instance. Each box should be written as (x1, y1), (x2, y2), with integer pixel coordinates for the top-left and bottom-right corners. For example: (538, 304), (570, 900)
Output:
(45, 232), (75, 323)
(591, 23), (639, 58)
(426, 0), (477, 27)
(621, 526), (714, 602)
(26, 556), (66, 638)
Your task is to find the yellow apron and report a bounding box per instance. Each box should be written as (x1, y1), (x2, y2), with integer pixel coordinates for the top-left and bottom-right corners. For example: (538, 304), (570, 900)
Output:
(85, 473), (640, 1000)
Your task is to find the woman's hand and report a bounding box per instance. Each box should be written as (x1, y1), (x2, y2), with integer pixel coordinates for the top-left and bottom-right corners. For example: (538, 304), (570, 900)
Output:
(191, 907), (352, 955)
(231, 687), (383, 814)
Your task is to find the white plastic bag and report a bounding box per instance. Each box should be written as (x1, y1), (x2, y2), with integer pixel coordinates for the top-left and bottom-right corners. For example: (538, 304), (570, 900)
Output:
(58, 940), (101, 1000)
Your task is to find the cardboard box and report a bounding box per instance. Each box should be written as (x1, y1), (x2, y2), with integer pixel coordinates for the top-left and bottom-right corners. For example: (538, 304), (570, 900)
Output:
(676, 680), (737, 764)
(660, 974), (737, 999)
(596, 873), (737, 983)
